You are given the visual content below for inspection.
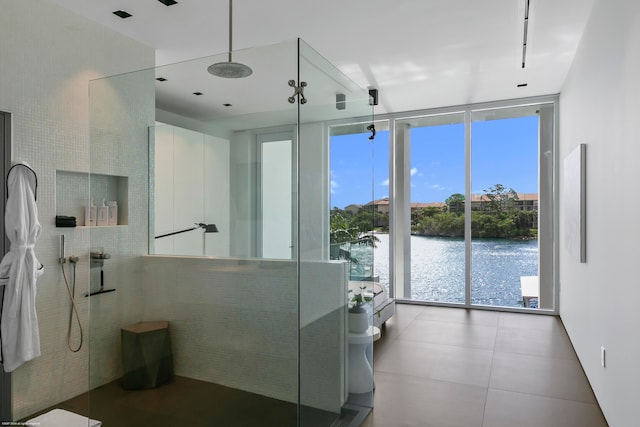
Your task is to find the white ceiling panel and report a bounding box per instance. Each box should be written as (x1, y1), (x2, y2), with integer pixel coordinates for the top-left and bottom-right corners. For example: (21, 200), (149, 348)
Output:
(49, 0), (595, 115)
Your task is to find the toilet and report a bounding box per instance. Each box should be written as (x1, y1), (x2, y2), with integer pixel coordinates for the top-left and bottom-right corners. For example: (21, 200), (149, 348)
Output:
(27, 409), (101, 427)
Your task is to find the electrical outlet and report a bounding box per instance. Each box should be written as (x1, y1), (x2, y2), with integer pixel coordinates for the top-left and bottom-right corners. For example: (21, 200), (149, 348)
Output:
(601, 346), (606, 368)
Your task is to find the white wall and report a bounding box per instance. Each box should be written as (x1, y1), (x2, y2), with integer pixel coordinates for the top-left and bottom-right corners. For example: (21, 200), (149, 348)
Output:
(153, 125), (230, 256)
(229, 130), (258, 257)
(0, 0), (154, 419)
(204, 134), (231, 256)
(559, 1), (640, 425)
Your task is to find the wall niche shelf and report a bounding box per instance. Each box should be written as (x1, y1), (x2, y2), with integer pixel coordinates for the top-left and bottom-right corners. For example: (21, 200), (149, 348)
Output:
(56, 170), (129, 226)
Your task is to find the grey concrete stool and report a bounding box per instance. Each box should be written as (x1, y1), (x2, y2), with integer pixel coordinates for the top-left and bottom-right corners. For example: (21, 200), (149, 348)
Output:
(121, 321), (174, 389)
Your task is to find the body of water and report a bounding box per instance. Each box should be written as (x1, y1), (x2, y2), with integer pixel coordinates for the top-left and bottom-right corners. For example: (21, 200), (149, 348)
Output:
(349, 233), (538, 308)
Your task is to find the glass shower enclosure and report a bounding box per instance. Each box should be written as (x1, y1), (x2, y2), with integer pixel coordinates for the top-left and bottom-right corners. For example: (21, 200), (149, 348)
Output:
(86, 38), (374, 426)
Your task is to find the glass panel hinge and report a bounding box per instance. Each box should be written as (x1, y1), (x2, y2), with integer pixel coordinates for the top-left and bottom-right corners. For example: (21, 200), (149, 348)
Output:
(288, 80), (308, 104)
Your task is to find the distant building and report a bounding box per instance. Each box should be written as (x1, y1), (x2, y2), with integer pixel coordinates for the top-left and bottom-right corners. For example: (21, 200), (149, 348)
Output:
(470, 193), (538, 212)
(361, 194), (537, 215)
(365, 197), (390, 214)
(344, 204), (363, 215)
(514, 193), (538, 211)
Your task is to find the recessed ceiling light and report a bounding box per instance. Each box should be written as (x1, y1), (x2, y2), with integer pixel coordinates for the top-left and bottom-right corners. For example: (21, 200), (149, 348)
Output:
(517, 83), (528, 87)
(223, 103), (232, 107)
(193, 92), (204, 96)
(156, 77), (167, 82)
(158, 0), (178, 5)
(113, 10), (132, 19)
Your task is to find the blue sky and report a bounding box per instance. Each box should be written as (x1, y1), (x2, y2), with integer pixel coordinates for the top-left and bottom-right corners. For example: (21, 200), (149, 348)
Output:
(330, 115), (539, 209)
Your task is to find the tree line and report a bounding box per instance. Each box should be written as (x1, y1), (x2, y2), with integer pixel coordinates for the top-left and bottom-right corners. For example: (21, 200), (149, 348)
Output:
(331, 184), (537, 240)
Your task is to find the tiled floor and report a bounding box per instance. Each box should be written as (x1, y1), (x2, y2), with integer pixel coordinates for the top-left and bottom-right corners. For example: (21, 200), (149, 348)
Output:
(361, 304), (608, 427)
(25, 376), (340, 427)
(23, 304), (607, 427)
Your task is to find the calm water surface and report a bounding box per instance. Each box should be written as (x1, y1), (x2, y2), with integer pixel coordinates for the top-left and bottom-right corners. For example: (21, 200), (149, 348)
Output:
(353, 233), (538, 308)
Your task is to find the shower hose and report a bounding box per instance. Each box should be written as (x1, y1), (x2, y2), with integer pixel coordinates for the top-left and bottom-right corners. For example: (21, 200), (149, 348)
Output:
(61, 257), (83, 352)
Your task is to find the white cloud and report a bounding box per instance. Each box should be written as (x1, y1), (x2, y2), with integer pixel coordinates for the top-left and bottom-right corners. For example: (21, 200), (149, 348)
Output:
(410, 167), (419, 176)
(380, 178), (389, 186)
(430, 184), (446, 191)
(330, 180), (339, 194)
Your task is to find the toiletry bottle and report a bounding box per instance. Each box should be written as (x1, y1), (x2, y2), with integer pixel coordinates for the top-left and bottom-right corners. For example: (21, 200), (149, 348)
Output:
(107, 201), (118, 226)
(85, 198), (97, 226)
(97, 199), (109, 226)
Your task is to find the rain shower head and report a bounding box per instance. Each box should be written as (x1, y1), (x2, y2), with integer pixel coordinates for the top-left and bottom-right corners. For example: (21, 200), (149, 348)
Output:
(207, 61), (252, 78)
(208, 0), (252, 79)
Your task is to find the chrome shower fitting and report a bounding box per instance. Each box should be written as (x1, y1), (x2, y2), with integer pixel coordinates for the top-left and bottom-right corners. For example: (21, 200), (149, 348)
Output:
(288, 80), (307, 104)
(59, 235), (66, 264)
(59, 246), (83, 352)
(207, 0), (253, 78)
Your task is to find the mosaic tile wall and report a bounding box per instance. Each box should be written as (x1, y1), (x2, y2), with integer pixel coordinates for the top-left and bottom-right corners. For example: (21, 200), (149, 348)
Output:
(87, 49), (155, 391)
(142, 256), (348, 413)
(0, 0), (154, 419)
(2, 1), (349, 421)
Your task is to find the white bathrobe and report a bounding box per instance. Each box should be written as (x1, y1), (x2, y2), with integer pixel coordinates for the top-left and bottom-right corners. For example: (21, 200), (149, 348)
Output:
(0, 162), (43, 372)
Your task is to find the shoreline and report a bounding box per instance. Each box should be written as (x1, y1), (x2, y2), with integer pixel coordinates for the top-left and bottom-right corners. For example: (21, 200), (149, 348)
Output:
(372, 230), (538, 241)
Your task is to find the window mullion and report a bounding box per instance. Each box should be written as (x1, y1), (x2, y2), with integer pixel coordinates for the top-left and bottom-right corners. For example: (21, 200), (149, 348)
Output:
(464, 110), (472, 307)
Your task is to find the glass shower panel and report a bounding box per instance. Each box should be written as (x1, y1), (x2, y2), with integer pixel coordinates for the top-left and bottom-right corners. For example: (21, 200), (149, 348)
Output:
(298, 39), (375, 425)
(89, 40), (304, 426)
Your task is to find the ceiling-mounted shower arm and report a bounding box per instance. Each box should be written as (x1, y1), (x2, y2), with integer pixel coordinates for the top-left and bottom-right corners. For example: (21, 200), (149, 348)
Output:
(287, 80), (308, 104)
(207, 0), (252, 78)
(227, 0), (234, 62)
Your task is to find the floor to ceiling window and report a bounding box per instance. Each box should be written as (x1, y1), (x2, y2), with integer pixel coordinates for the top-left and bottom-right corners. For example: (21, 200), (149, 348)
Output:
(470, 108), (540, 308)
(386, 98), (556, 312)
(396, 113), (466, 303)
(326, 97), (556, 312)
(328, 121), (390, 289)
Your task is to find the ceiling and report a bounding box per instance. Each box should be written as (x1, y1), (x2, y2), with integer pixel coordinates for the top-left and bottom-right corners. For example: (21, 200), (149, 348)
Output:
(49, 0), (595, 116)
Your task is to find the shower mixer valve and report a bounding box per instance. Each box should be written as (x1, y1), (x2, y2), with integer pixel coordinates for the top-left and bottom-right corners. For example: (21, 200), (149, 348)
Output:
(90, 250), (111, 268)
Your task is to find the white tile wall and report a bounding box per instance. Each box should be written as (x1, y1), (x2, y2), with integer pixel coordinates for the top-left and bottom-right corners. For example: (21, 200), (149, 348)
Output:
(141, 256), (348, 412)
(2, 1), (348, 421)
(0, 0), (154, 419)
